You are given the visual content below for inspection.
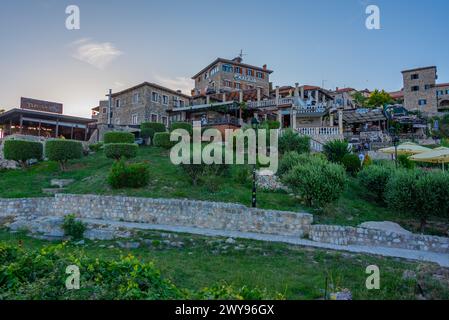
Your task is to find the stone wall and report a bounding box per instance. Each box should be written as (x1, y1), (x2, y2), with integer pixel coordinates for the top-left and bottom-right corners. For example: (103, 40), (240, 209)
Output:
(0, 194), (313, 237)
(310, 225), (449, 254)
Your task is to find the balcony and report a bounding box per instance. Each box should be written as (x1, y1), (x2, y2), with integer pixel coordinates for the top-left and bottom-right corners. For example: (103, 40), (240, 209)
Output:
(297, 126), (341, 136)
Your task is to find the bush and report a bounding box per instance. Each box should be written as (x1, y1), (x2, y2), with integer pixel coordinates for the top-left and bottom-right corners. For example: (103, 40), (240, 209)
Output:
(358, 164), (393, 202)
(3, 140), (43, 168)
(261, 120), (281, 130)
(169, 122), (193, 135)
(62, 214), (86, 241)
(363, 154), (373, 167)
(103, 132), (135, 144)
(398, 154), (416, 169)
(153, 132), (175, 149)
(108, 160), (150, 189)
(140, 128), (155, 143)
(341, 153), (362, 176)
(140, 122), (166, 141)
(282, 159), (346, 208)
(416, 171), (449, 224)
(385, 169), (421, 215)
(278, 129), (310, 155)
(323, 140), (349, 163)
(180, 156), (207, 186)
(278, 152), (325, 177)
(233, 165), (252, 185)
(45, 139), (83, 171)
(104, 143), (138, 160)
(89, 142), (103, 152)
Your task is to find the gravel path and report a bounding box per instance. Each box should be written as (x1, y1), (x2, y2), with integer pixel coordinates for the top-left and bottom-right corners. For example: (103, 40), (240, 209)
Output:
(82, 218), (449, 267)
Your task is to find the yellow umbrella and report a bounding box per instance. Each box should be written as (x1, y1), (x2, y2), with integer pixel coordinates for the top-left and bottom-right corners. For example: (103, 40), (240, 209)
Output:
(379, 142), (432, 155)
(410, 147), (449, 171)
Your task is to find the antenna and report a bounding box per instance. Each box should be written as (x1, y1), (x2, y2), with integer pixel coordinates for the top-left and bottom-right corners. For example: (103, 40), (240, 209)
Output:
(238, 49), (247, 60)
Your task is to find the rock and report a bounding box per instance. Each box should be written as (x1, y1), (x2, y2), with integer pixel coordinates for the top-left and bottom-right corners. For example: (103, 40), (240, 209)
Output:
(402, 270), (417, 280)
(116, 241), (140, 249)
(51, 179), (75, 188)
(330, 289), (352, 300)
(358, 221), (412, 236)
(225, 237), (236, 244)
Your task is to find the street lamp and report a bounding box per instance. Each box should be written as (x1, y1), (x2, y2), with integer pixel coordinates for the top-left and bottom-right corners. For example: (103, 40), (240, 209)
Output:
(251, 116), (260, 208)
(389, 127), (400, 168)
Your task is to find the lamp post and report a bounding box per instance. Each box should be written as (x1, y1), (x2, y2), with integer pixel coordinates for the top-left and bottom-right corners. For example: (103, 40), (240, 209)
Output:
(389, 127), (400, 168)
(251, 116), (260, 208)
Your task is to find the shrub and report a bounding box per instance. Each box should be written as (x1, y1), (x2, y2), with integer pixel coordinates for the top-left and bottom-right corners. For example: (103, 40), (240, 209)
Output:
(45, 139), (83, 171)
(3, 140), (43, 168)
(398, 154), (416, 169)
(323, 140), (349, 163)
(180, 156), (207, 186)
(103, 131), (135, 144)
(341, 153), (362, 176)
(358, 164), (393, 202)
(89, 142), (103, 152)
(169, 122), (193, 135)
(363, 154), (373, 167)
(233, 165), (252, 185)
(62, 214), (86, 241)
(261, 120), (281, 130)
(385, 169), (421, 216)
(278, 129), (310, 155)
(140, 122), (166, 141)
(107, 160), (150, 189)
(416, 171), (449, 229)
(282, 160), (346, 208)
(140, 128), (155, 143)
(153, 132), (175, 149)
(104, 143), (138, 160)
(278, 152), (325, 177)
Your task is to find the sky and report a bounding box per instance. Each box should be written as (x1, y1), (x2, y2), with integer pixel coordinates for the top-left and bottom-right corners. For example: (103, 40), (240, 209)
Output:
(0, 0), (448, 117)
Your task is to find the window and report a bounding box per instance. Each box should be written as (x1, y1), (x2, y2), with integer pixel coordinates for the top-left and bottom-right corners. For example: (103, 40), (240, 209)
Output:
(246, 69), (253, 76)
(411, 74), (419, 80)
(424, 84), (432, 90)
(131, 114), (138, 125)
(437, 90), (444, 96)
(102, 107), (107, 114)
(115, 99), (121, 108)
(234, 67), (241, 74)
(411, 86), (420, 92)
(446, 90), (449, 95)
(222, 64), (233, 72)
(132, 92), (139, 104)
(210, 66), (219, 76)
(152, 92), (158, 102)
(162, 95), (169, 105)
(256, 71), (264, 79)
(151, 114), (158, 122)
(161, 116), (168, 126)
(235, 83), (241, 89)
(179, 100), (185, 108)
(223, 80), (232, 88)
(418, 99), (427, 106)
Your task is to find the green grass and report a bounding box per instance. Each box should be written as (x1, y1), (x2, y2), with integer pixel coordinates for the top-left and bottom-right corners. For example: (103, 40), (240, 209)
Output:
(1, 228), (448, 300)
(0, 146), (447, 235)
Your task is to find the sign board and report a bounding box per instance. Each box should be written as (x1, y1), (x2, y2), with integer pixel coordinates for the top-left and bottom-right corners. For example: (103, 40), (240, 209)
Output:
(20, 97), (63, 114)
(234, 74), (256, 83)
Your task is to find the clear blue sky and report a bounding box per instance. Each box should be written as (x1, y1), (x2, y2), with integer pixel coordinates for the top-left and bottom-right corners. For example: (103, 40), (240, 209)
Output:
(1, 0), (448, 117)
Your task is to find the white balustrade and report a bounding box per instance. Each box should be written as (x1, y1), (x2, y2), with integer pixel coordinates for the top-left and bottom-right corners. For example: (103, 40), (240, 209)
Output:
(297, 127), (340, 137)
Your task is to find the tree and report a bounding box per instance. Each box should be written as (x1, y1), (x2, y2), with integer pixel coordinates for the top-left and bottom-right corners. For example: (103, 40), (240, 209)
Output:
(351, 92), (367, 108)
(365, 90), (394, 108)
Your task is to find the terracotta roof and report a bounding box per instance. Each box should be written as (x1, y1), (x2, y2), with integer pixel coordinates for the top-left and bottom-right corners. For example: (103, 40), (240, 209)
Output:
(436, 83), (449, 88)
(335, 88), (356, 93)
(191, 58), (273, 79)
(389, 90), (404, 99)
(111, 82), (191, 99)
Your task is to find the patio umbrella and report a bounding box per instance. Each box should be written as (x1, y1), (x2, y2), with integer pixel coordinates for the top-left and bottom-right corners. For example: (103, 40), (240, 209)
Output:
(410, 147), (449, 171)
(378, 142), (432, 155)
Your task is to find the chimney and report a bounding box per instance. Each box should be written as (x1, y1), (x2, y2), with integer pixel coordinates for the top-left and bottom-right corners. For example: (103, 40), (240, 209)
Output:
(294, 83), (299, 97)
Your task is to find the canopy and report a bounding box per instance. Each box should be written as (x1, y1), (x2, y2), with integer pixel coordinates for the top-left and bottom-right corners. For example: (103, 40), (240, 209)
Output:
(378, 142), (432, 155)
(410, 147), (449, 170)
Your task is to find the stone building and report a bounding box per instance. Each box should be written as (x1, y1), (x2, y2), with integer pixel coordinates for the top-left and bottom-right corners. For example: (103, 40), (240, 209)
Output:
(191, 56), (273, 97)
(436, 83), (449, 112)
(402, 66), (439, 115)
(104, 82), (191, 127)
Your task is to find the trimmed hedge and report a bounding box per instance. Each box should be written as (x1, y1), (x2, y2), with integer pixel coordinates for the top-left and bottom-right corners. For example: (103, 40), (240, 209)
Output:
(3, 140), (43, 167)
(153, 132), (175, 149)
(104, 143), (138, 160)
(278, 152), (325, 177)
(108, 160), (150, 189)
(104, 132), (135, 144)
(358, 164), (393, 202)
(140, 122), (166, 142)
(169, 122), (193, 135)
(45, 139), (83, 170)
(89, 142), (103, 152)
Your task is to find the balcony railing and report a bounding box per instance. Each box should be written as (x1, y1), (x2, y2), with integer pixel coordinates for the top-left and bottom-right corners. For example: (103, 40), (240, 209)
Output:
(297, 127), (341, 136)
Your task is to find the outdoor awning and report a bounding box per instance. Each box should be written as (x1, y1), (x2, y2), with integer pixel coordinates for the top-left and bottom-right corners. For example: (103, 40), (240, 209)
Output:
(379, 142), (432, 155)
(343, 109), (387, 124)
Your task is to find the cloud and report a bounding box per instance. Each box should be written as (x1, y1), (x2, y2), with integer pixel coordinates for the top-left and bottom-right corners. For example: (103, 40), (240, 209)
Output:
(69, 38), (123, 69)
(153, 75), (193, 95)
